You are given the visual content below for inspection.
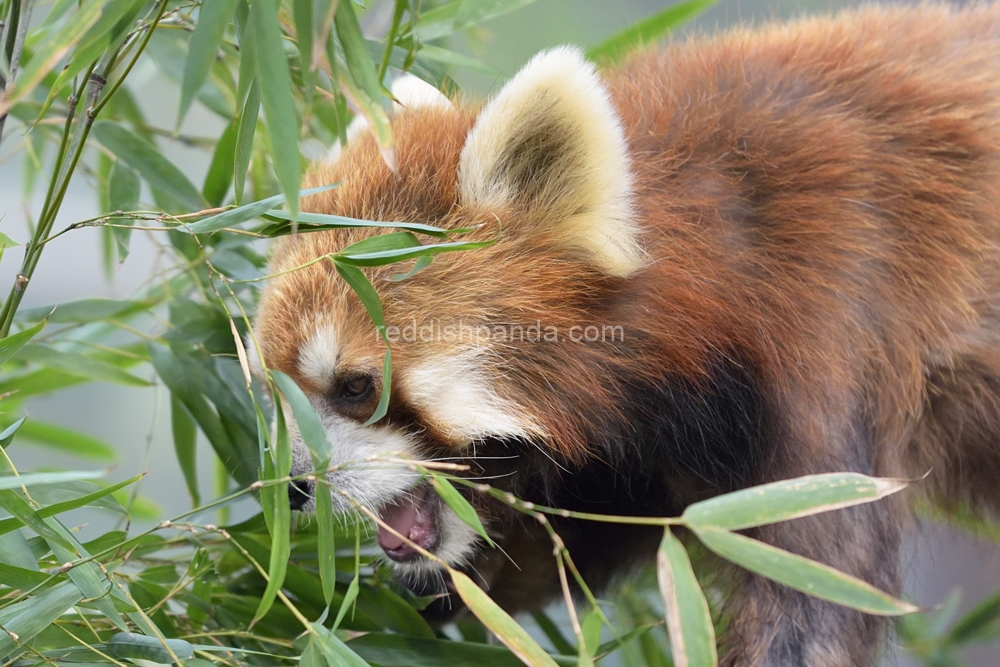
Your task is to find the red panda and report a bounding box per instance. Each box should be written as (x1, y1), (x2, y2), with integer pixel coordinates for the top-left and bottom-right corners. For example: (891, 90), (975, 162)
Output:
(252, 4), (1000, 666)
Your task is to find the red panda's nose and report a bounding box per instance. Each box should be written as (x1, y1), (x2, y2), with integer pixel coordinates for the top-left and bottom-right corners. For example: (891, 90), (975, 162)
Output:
(288, 479), (313, 511)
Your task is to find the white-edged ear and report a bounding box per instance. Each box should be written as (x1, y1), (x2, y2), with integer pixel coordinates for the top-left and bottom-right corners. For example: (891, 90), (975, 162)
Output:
(458, 46), (644, 277)
(327, 75), (452, 162)
(391, 73), (452, 111)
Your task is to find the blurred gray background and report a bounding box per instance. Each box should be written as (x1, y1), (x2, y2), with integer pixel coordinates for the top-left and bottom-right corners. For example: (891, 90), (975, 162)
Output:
(1, 1), (996, 665)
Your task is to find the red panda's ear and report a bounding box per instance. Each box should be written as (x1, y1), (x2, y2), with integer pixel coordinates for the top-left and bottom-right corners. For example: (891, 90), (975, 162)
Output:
(458, 46), (644, 277)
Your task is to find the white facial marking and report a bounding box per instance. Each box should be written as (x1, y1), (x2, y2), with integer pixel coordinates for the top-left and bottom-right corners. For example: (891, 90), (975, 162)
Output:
(298, 325), (340, 387)
(401, 354), (545, 444)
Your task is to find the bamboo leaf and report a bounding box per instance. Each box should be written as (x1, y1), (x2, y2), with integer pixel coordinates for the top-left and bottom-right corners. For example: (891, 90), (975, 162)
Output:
(415, 0), (543, 42)
(108, 160), (141, 263)
(450, 569), (560, 667)
(427, 474), (493, 546)
(691, 526), (919, 616)
(334, 574), (360, 631)
(180, 0), (240, 125)
(315, 474), (337, 606)
(204, 118), (239, 207)
(171, 395), (199, 506)
(335, 237), (496, 267)
(587, 0), (718, 65)
(17, 298), (150, 323)
(0, 474), (144, 537)
(108, 633), (195, 663)
(9, 418), (117, 460)
(0, 470), (105, 490)
(312, 623), (372, 667)
(234, 78), (260, 204)
(682, 473), (909, 531)
(253, 403), (291, 624)
(183, 184), (337, 234)
(92, 121), (207, 212)
(0, 319), (45, 367)
(271, 370), (331, 465)
(657, 528), (717, 667)
(252, 0), (301, 220)
(260, 210), (452, 238)
(0, 581), (85, 659)
(17, 344), (150, 387)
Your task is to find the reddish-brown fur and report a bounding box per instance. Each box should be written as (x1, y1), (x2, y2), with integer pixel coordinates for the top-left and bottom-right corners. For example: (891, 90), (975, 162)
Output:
(256, 5), (1000, 665)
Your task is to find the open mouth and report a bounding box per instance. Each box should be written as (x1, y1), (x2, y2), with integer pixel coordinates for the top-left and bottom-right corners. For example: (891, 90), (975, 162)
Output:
(376, 483), (439, 562)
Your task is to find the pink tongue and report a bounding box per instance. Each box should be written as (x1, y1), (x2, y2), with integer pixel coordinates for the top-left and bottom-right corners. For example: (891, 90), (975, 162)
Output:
(378, 495), (422, 551)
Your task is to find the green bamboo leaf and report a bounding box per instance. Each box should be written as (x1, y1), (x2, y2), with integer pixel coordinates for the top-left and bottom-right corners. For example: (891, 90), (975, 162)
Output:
(427, 474), (493, 546)
(414, 0), (543, 42)
(346, 633), (570, 667)
(691, 526), (919, 616)
(0, 470), (104, 490)
(92, 121), (207, 212)
(271, 370), (331, 465)
(41, 0), (146, 118)
(0, 418), (25, 449)
(259, 210), (452, 238)
(682, 473), (909, 531)
(180, 0), (240, 125)
(302, 637), (327, 667)
(315, 473), (337, 606)
(254, 405), (292, 624)
(108, 633), (195, 663)
(0, 319), (45, 367)
(312, 623), (372, 667)
(948, 591), (1000, 646)
(0, 232), (18, 265)
(45, 520), (127, 632)
(587, 0), (718, 65)
(252, 0), (301, 220)
(335, 237), (496, 267)
(0, 490), (74, 550)
(657, 528), (717, 667)
(416, 44), (503, 77)
(334, 574), (360, 631)
(17, 344), (150, 387)
(335, 55), (395, 169)
(0, 474), (144, 537)
(341, 231), (422, 255)
(108, 160), (141, 263)
(335, 0), (381, 102)
(0, 581), (85, 659)
(17, 298), (150, 323)
(171, 396), (199, 506)
(580, 609), (602, 664)
(451, 569), (560, 667)
(7, 419), (116, 460)
(0, 561), (57, 590)
(203, 118), (239, 206)
(183, 184), (338, 234)
(389, 255), (434, 282)
(0, 1), (106, 114)
(333, 263), (392, 425)
(233, 79), (260, 204)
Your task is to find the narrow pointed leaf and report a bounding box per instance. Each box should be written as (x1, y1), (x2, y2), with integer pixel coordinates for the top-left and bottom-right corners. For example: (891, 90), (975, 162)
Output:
(315, 475), (338, 605)
(108, 160), (141, 263)
(92, 121), (207, 212)
(180, 0), (240, 124)
(252, 0), (301, 219)
(234, 79), (260, 203)
(271, 370), (331, 465)
(587, 0), (718, 65)
(171, 396), (199, 506)
(259, 210), (451, 238)
(450, 569), (560, 667)
(428, 474), (493, 546)
(682, 473), (909, 531)
(692, 526), (919, 616)
(0, 319), (45, 367)
(657, 528), (717, 667)
(184, 184), (337, 234)
(0, 581), (85, 659)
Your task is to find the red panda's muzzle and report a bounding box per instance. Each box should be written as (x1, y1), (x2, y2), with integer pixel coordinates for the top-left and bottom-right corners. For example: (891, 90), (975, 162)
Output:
(376, 483), (439, 562)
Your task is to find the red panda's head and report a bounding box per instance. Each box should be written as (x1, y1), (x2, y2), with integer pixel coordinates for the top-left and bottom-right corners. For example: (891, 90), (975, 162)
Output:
(252, 47), (646, 584)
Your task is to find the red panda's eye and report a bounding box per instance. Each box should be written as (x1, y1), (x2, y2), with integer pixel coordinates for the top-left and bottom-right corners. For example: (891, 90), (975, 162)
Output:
(339, 375), (372, 399)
